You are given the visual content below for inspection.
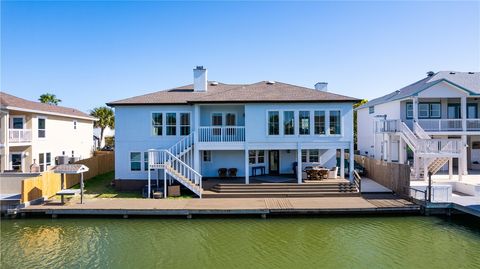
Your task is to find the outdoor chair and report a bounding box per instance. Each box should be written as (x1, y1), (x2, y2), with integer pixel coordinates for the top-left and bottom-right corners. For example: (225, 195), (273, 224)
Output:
(218, 168), (228, 178)
(228, 168), (238, 177)
(328, 167), (339, 179)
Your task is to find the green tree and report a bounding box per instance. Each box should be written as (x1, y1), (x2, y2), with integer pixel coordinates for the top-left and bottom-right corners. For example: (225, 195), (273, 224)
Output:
(353, 99), (368, 151)
(39, 93), (61, 105)
(90, 107), (115, 149)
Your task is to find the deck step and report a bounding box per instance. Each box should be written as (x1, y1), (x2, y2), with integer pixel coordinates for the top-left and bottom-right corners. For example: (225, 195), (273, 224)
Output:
(203, 192), (361, 198)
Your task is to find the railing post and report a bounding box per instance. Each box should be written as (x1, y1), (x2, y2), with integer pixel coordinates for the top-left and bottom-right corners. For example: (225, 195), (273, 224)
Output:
(428, 171), (432, 203)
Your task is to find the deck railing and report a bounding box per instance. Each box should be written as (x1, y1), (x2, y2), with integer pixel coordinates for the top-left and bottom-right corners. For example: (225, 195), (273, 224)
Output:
(417, 119), (462, 132)
(467, 119), (480, 131)
(9, 129), (32, 143)
(375, 120), (399, 133)
(198, 126), (245, 142)
(416, 139), (462, 155)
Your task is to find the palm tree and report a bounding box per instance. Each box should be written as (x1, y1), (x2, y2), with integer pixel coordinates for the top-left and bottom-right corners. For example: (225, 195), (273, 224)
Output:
(90, 106), (115, 149)
(39, 93), (61, 105)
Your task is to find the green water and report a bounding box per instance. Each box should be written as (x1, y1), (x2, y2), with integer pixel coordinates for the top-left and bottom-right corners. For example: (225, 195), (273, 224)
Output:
(1, 216), (479, 268)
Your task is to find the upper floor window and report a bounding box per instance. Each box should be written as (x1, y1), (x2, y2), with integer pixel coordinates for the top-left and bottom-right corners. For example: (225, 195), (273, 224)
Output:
(299, 111), (310, 135)
(225, 113), (236, 126)
(314, 111), (325, 135)
(268, 111), (279, 135)
(406, 103), (413, 119)
(407, 102), (441, 119)
(12, 117), (24, 129)
(283, 111), (295, 135)
(180, 113), (191, 135)
(166, 113), (176, 136)
(447, 104), (460, 119)
(467, 104), (478, 119)
(38, 118), (46, 138)
(369, 106), (375, 114)
(152, 113), (163, 136)
(329, 110), (341, 135)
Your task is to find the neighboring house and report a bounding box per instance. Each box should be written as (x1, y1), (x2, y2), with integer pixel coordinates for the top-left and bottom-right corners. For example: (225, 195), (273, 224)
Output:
(0, 92), (96, 173)
(94, 127), (115, 148)
(357, 71), (480, 180)
(107, 66), (359, 195)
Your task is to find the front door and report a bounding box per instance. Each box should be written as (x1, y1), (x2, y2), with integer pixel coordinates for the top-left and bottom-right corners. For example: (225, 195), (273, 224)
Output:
(269, 150), (280, 175)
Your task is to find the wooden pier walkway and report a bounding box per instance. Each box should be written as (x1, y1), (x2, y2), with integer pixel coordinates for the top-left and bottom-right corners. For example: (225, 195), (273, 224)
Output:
(19, 194), (420, 217)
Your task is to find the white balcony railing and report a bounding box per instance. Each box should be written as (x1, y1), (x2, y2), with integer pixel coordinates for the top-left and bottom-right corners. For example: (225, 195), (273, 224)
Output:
(9, 129), (32, 143)
(198, 126), (245, 143)
(417, 119), (463, 132)
(375, 119), (399, 133)
(416, 139), (462, 155)
(467, 119), (480, 131)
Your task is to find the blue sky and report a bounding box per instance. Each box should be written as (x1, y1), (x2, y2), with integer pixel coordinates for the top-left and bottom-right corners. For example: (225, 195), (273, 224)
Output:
(1, 1), (479, 112)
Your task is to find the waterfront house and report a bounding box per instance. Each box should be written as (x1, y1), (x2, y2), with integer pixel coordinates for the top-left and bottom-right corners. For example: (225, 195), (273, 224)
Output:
(0, 92), (96, 173)
(356, 71), (480, 183)
(107, 67), (359, 197)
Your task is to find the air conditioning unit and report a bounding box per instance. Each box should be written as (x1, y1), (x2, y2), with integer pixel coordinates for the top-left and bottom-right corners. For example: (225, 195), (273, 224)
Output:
(56, 156), (69, 165)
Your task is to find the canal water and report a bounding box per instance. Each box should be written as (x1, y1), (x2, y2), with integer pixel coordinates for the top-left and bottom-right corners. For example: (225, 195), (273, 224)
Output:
(1, 216), (479, 268)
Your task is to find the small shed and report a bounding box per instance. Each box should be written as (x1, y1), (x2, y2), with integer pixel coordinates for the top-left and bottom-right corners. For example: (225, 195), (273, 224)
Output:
(53, 164), (89, 204)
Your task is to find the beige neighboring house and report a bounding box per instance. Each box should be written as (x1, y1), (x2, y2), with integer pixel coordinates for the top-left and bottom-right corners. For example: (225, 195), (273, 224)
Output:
(0, 92), (96, 173)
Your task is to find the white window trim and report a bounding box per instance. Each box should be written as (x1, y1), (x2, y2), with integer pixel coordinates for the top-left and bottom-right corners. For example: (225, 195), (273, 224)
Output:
(266, 109), (343, 137)
(202, 150), (212, 162)
(37, 116), (47, 139)
(10, 152), (24, 172)
(10, 115), (26, 129)
(150, 111), (192, 137)
(129, 151), (143, 172)
(210, 112), (237, 126)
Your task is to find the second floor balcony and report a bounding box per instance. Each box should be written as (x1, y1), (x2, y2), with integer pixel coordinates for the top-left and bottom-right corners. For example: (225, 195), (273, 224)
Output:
(198, 126), (245, 143)
(9, 129), (32, 144)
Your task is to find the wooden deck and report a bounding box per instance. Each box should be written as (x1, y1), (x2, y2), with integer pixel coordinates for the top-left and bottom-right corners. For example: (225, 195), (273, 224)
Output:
(19, 194), (421, 217)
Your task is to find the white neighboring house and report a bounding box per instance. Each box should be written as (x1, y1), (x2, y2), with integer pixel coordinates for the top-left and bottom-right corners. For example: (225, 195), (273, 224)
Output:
(357, 71), (480, 181)
(0, 92), (96, 173)
(107, 67), (359, 195)
(94, 127), (114, 148)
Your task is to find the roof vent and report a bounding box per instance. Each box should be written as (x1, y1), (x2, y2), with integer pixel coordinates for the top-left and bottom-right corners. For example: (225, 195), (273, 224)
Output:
(426, 71), (435, 77)
(314, 82), (328, 92)
(449, 72), (456, 75)
(266, 81), (275, 85)
(210, 81), (219, 86)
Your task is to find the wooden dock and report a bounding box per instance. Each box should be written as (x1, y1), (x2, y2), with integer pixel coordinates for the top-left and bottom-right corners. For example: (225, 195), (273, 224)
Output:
(19, 194), (420, 218)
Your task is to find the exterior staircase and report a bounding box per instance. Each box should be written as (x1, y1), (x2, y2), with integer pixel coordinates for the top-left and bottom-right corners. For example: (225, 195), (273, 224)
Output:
(397, 121), (461, 179)
(148, 132), (203, 198)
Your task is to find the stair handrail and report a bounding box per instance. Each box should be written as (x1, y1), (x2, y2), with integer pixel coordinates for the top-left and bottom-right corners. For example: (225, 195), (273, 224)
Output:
(413, 122), (431, 139)
(163, 150), (202, 190)
(400, 122), (419, 150)
(353, 170), (361, 193)
(168, 132), (195, 157)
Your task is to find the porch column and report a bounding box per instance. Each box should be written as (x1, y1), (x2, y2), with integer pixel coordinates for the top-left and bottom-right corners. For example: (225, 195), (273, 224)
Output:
(412, 97), (419, 131)
(461, 135), (468, 175)
(244, 147), (249, 184)
(349, 141), (354, 181)
(461, 96), (467, 132)
(340, 148), (345, 179)
(297, 145), (302, 184)
(399, 138), (405, 164)
(1, 113), (9, 172)
(386, 135), (392, 162)
(449, 158), (453, 180)
(193, 148), (200, 173)
(414, 155), (420, 180)
(423, 157), (428, 181)
(458, 157), (463, 181)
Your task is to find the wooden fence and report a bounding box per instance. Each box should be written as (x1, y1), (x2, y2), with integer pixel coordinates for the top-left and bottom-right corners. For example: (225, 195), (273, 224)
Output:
(21, 151), (114, 203)
(348, 153), (411, 197)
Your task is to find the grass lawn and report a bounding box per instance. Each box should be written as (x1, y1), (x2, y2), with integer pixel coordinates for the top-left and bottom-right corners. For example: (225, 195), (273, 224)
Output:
(71, 171), (142, 198)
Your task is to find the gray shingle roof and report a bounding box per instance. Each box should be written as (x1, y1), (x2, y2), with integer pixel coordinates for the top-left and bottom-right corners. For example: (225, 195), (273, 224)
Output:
(107, 81), (360, 106)
(1, 92), (96, 120)
(358, 71), (480, 109)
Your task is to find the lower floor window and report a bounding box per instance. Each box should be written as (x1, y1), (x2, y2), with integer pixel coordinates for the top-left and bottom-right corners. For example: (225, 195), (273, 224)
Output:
(11, 153), (22, 171)
(130, 152), (141, 171)
(249, 150), (265, 164)
(203, 151), (212, 162)
(39, 153), (45, 172)
(302, 149), (320, 162)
